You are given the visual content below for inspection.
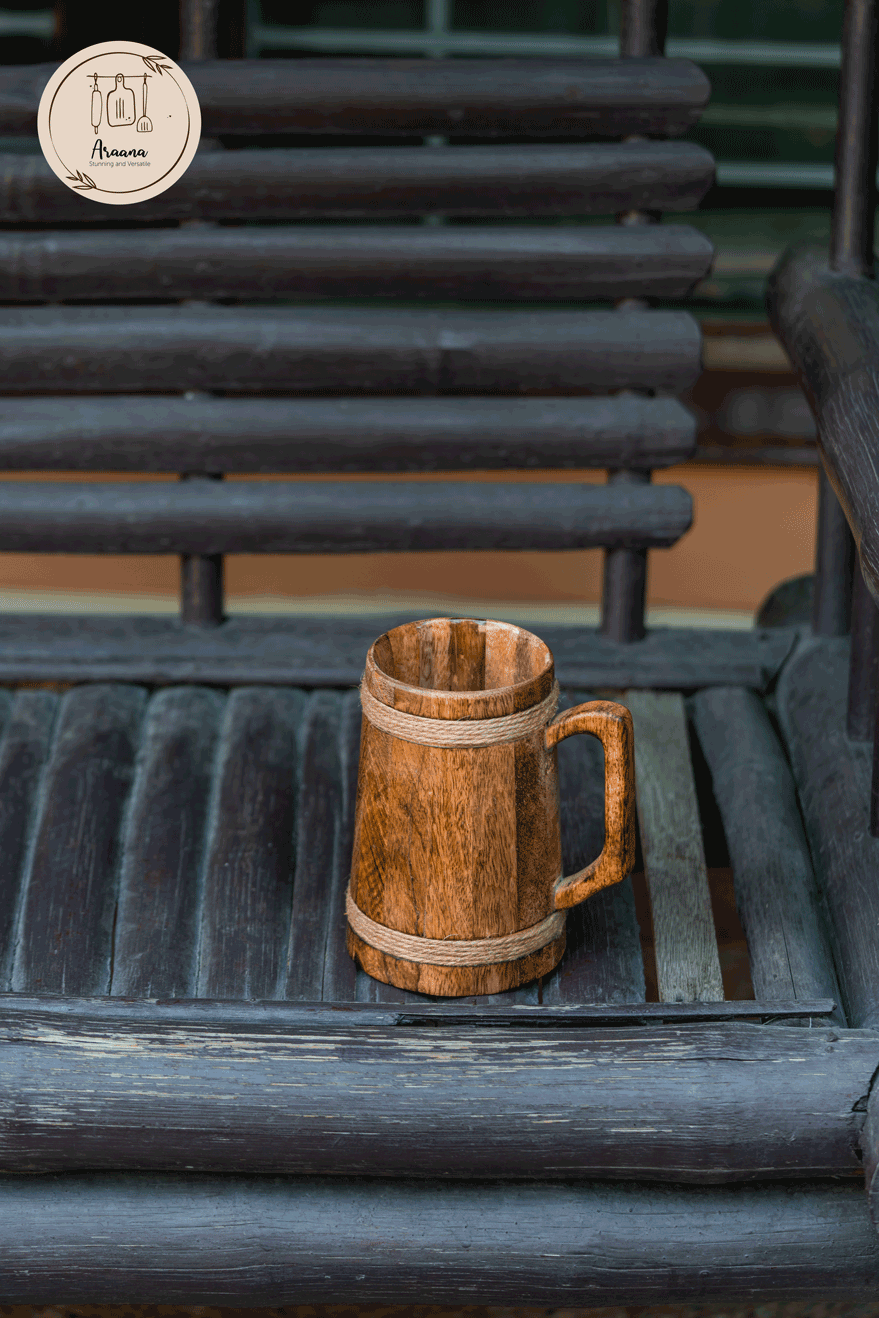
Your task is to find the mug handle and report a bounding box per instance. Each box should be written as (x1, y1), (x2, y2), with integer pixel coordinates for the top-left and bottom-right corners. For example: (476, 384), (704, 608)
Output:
(546, 700), (636, 910)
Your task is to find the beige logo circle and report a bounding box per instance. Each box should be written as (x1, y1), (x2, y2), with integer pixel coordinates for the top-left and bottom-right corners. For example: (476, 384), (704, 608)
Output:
(37, 40), (201, 205)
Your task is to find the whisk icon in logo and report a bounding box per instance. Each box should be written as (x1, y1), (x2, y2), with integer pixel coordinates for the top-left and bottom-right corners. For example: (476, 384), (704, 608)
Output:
(38, 40), (201, 205)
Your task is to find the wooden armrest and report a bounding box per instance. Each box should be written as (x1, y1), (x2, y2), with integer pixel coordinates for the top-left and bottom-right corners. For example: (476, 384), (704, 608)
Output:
(768, 243), (879, 608)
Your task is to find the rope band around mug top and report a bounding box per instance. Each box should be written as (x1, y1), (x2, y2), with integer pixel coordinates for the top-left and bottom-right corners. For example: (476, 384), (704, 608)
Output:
(348, 676), (565, 965)
(346, 886), (566, 966)
(359, 677), (560, 748)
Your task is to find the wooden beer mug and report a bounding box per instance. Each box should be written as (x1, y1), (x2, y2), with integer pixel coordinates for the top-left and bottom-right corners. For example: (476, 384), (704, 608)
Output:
(347, 617), (636, 997)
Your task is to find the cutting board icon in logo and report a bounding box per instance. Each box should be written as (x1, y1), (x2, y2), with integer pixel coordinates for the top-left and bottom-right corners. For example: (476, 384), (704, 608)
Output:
(106, 73), (136, 127)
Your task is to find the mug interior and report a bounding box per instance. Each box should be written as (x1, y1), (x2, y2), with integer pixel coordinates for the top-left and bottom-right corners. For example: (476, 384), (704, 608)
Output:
(372, 618), (552, 695)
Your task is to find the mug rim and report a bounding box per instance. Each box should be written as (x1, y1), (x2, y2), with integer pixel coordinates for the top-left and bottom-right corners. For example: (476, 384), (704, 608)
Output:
(364, 616), (555, 721)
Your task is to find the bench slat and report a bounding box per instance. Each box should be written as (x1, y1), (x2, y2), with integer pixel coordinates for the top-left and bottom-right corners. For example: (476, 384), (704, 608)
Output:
(0, 1016), (872, 1179)
(0, 691), (54, 982)
(110, 688), (225, 1000)
(0, 395), (697, 473)
(624, 689), (724, 1003)
(543, 690), (645, 1005)
(0, 1174), (875, 1302)
(0, 225), (714, 304)
(776, 639), (879, 1030)
(0, 481), (693, 555)
(194, 688), (306, 1001)
(0, 619), (798, 692)
(284, 691), (356, 1003)
(0, 305), (702, 395)
(691, 685), (842, 1011)
(0, 142), (716, 224)
(0, 58), (711, 138)
(8, 685), (146, 997)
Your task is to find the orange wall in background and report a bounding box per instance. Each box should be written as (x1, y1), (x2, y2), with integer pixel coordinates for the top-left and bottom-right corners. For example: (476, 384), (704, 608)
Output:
(0, 464), (818, 614)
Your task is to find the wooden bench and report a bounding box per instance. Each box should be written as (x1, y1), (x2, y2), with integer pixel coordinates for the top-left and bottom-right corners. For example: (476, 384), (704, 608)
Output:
(2, 0), (879, 1305)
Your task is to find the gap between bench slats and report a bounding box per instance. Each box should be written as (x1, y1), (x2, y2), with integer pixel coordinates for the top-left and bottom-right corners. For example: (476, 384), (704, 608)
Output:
(0, 481), (692, 555)
(622, 689), (724, 1003)
(691, 685), (842, 1018)
(0, 142), (716, 225)
(0, 395), (697, 472)
(0, 58), (711, 137)
(0, 305), (702, 395)
(0, 225), (714, 303)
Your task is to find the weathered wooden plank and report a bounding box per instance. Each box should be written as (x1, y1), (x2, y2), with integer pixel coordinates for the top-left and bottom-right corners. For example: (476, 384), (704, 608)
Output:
(0, 395), (697, 473)
(110, 687), (225, 1000)
(284, 691), (356, 1003)
(0, 992), (838, 1027)
(0, 225), (714, 304)
(691, 685), (842, 1010)
(0, 481), (693, 555)
(8, 686), (146, 997)
(320, 689), (361, 1004)
(0, 1173), (876, 1303)
(776, 637), (879, 1029)
(543, 689), (645, 1006)
(194, 688), (306, 1001)
(0, 305), (702, 396)
(0, 618), (799, 692)
(0, 1014), (871, 1179)
(623, 690), (724, 1003)
(0, 690), (51, 980)
(0, 58), (711, 137)
(0, 142), (717, 225)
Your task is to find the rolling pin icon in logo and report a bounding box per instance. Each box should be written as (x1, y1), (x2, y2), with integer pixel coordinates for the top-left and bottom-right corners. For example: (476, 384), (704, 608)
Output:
(39, 40), (200, 205)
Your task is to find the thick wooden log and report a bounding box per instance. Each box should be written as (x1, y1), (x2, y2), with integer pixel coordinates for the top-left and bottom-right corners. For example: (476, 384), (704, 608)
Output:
(0, 481), (693, 555)
(194, 689), (305, 1000)
(0, 305), (702, 395)
(776, 637), (879, 1029)
(691, 686), (842, 1010)
(0, 618), (798, 691)
(0, 58), (711, 138)
(623, 690), (724, 1003)
(7, 686), (146, 997)
(0, 1173), (876, 1303)
(0, 225), (714, 303)
(768, 246), (879, 608)
(0, 395), (697, 473)
(0, 142), (716, 224)
(0, 1010), (872, 1180)
(110, 688), (224, 999)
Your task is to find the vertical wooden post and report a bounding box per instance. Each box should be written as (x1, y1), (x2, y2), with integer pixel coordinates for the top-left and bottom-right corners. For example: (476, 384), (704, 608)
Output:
(831, 0), (879, 830)
(813, 468), (854, 636)
(179, 0), (224, 627)
(600, 0), (668, 644)
(834, 0), (879, 827)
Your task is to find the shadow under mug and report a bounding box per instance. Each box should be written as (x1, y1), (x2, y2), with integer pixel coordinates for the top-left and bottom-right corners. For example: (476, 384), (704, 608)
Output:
(347, 617), (636, 997)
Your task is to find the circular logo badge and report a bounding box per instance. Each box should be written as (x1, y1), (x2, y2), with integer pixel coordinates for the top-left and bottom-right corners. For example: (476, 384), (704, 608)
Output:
(37, 40), (201, 205)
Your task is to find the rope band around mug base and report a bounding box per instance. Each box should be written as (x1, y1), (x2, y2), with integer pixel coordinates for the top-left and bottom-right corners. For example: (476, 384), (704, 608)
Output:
(359, 679), (560, 748)
(346, 885), (566, 966)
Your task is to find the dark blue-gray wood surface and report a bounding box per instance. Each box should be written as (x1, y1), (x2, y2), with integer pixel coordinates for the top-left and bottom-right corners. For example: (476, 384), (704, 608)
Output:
(0, 142), (715, 224)
(0, 618), (798, 689)
(0, 57), (711, 137)
(0, 1174), (876, 1304)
